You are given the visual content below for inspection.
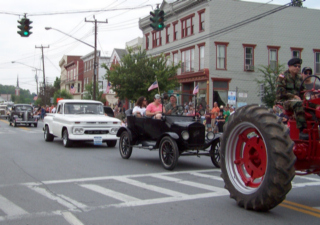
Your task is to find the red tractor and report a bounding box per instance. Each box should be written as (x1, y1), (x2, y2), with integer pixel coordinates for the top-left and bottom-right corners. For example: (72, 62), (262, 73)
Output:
(220, 75), (320, 211)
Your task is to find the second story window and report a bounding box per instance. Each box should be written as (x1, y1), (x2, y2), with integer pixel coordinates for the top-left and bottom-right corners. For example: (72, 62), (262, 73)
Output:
(267, 46), (280, 71)
(291, 47), (302, 58)
(166, 25), (170, 44)
(181, 48), (194, 73)
(243, 44), (256, 71)
(152, 31), (161, 48)
(173, 51), (178, 66)
(198, 9), (205, 32)
(199, 45), (205, 70)
(215, 42), (229, 70)
(181, 15), (194, 38)
(145, 33), (150, 50)
(173, 22), (178, 41)
(314, 49), (320, 74)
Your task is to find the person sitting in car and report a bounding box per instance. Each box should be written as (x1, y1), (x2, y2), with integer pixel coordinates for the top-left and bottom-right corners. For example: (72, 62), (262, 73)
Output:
(146, 94), (166, 119)
(165, 95), (178, 115)
(132, 96), (147, 117)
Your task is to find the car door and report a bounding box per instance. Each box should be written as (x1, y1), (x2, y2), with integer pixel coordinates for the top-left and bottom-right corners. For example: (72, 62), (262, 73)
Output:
(52, 103), (64, 137)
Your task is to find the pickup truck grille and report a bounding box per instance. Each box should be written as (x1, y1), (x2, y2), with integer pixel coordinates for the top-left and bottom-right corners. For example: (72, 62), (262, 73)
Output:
(84, 130), (109, 135)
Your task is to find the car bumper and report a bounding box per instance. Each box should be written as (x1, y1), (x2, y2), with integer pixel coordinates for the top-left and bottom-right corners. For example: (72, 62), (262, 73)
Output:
(68, 133), (119, 141)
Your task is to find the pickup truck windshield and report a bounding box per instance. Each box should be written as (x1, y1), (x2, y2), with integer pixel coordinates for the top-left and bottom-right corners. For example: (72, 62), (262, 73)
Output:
(64, 103), (104, 115)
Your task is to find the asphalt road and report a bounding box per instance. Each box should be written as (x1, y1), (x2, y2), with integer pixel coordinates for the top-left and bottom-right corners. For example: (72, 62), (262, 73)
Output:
(0, 118), (320, 225)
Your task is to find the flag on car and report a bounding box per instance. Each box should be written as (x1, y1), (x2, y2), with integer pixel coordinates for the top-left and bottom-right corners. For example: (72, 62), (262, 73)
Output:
(193, 85), (199, 95)
(70, 85), (76, 94)
(106, 82), (111, 94)
(148, 81), (158, 91)
(33, 95), (38, 100)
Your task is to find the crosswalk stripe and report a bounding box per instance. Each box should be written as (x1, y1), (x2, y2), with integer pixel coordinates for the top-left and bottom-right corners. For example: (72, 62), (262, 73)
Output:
(80, 184), (140, 202)
(190, 172), (223, 181)
(27, 186), (87, 210)
(150, 174), (227, 193)
(0, 194), (28, 216)
(113, 177), (188, 197)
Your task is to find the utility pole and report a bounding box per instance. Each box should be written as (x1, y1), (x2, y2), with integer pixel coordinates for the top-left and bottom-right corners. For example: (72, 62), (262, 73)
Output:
(32, 69), (39, 95)
(35, 45), (49, 104)
(85, 16), (107, 100)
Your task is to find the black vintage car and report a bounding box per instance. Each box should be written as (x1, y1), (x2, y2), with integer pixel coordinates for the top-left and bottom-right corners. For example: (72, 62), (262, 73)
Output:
(8, 104), (38, 127)
(116, 104), (221, 170)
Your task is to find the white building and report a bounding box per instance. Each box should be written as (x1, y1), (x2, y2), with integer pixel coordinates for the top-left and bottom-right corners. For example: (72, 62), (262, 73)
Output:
(139, 0), (320, 107)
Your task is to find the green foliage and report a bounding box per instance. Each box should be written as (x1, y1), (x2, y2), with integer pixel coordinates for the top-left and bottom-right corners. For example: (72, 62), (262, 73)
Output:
(53, 89), (73, 104)
(0, 84), (35, 104)
(291, 0), (303, 7)
(102, 47), (181, 103)
(256, 63), (285, 108)
(53, 77), (61, 90)
(83, 82), (104, 102)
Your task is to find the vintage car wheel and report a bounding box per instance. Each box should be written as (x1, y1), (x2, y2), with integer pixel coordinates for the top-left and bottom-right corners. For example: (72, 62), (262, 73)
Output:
(106, 140), (117, 147)
(44, 125), (54, 142)
(159, 136), (179, 170)
(34, 123), (38, 128)
(62, 129), (73, 147)
(220, 105), (296, 211)
(210, 139), (221, 168)
(119, 131), (132, 159)
(13, 120), (17, 127)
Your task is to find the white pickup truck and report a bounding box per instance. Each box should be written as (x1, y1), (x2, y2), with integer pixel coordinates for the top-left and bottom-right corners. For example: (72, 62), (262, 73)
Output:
(43, 99), (121, 147)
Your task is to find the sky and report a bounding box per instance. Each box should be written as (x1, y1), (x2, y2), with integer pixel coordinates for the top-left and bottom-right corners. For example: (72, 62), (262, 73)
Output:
(0, 0), (319, 94)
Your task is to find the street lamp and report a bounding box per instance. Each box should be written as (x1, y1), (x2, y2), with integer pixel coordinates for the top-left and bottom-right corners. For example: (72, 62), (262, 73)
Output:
(45, 27), (98, 100)
(11, 61), (42, 95)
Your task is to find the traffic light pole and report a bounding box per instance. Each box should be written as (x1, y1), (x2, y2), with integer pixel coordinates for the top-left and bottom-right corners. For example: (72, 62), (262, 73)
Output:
(85, 16), (107, 100)
(35, 45), (49, 104)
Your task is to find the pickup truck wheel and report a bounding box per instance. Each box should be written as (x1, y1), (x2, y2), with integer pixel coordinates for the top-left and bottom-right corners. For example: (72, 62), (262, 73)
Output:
(159, 136), (179, 170)
(62, 129), (73, 147)
(44, 125), (54, 142)
(119, 131), (132, 159)
(106, 140), (117, 147)
(210, 139), (221, 168)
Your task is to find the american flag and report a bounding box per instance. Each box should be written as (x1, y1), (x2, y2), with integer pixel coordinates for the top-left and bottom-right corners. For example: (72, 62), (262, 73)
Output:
(193, 85), (199, 95)
(106, 82), (111, 94)
(70, 85), (76, 94)
(148, 81), (158, 91)
(33, 95), (38, 100)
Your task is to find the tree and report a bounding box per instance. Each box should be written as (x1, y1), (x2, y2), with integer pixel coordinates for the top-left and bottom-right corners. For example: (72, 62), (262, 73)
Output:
(53, 89), (73, 104)
(102, 47), (181, 103)
(53, 77), (61, 90)
(256, 63), (285, 108)
(83, 82), (104, 102)
(291, 0), (303, 7)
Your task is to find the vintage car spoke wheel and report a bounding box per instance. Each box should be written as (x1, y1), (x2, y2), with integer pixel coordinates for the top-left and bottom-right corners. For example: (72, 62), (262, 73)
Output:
(159, 136), (179, 170)
(119, 131), (132, 159)
(62, 129), (73, 147)
(44, 125), (54, 142)
(106, 140), (117, 147)
(210, 139), (221, 168)
(220, 105), (296, 211)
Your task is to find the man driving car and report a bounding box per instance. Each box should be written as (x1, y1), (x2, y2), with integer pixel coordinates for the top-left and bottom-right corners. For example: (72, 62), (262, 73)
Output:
(165, 95), (178, 115)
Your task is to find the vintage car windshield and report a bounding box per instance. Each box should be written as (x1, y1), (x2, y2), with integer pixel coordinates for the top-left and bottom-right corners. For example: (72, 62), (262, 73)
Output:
(15, 105), (33, 112)
(64, 103), (104, 115)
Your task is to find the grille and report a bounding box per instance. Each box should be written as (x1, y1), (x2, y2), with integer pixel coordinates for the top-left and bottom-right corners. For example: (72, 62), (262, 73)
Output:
(188, 124), (205, 145)
(84, 130), (109, 135)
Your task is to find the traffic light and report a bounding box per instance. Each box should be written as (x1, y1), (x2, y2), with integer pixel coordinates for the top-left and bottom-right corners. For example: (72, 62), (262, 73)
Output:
(150, 9), (165, 31)
(17, 17), (32, 37)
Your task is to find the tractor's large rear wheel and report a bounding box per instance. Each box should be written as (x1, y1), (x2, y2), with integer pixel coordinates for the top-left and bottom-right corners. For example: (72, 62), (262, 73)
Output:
(220, 105), (296, 211)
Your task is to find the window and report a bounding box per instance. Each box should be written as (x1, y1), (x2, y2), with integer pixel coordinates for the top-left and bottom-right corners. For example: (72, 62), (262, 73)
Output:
(173, 22), (178, 41)
(84, 63), (86, 72)
(172, 51), (178, 66)
(181, 14), (194, 38)
(267, 46), (280, 71)
(166, 25), (170, 44)
(314, 49), (320, 74)
(165, 53), (170, 67)
(243, 44), (256, 71)
(291, 47), (303, 58)
(198, 9), (205, 32)
(198, 43), (205, 70)
(145, 33), (150, 50)
(78, 83), (80, 93)
(152, 31), (161, 48)
(181, 47), (195, 73)
(215, 42), (229, 70)
(74, 68), (76, 80)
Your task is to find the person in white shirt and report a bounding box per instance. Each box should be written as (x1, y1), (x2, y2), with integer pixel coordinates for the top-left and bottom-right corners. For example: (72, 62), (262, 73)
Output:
(132, 96), (147, 117)
(51, 106), (56, 113)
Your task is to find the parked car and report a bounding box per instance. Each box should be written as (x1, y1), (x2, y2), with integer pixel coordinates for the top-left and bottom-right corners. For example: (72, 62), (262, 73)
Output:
(43, 100), (121, 147)
(8, 104), (38, 127)
(104, 106), (115, 117)
(117, 98), (221, 170)
(0, 105), (6, 119)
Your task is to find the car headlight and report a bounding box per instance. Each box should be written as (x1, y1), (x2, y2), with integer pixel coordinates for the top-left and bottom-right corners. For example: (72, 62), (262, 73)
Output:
(305, 92), (311, 100)
(73, 127), (84, 135)
(206, 131), (215, 140)
(109, 127), (119, 134)
(181, 131), (189, 140)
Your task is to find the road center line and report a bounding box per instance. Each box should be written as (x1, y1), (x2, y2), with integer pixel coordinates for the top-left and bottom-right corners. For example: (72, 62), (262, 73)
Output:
(280, 200), (320, 218)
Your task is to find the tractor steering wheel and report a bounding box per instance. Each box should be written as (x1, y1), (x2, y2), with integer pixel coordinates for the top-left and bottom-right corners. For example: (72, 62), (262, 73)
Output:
(299, 75), (320, 99)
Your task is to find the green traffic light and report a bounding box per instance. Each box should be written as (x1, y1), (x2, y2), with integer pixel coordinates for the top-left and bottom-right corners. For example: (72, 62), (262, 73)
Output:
(158, 24), (164, 29)
(23, 31), (29, 36)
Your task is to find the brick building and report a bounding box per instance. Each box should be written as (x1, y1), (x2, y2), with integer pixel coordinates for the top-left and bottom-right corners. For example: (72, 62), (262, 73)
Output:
(139, 0), (320, 107)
